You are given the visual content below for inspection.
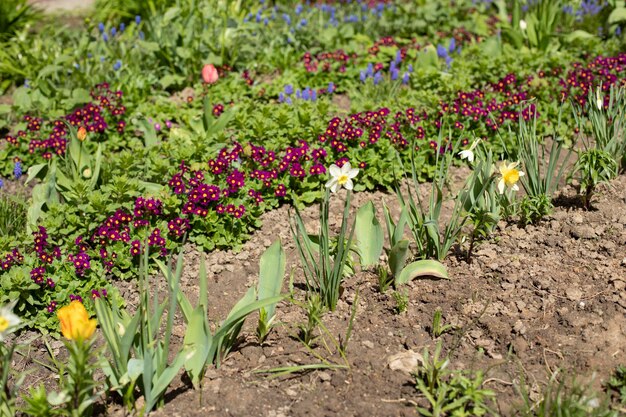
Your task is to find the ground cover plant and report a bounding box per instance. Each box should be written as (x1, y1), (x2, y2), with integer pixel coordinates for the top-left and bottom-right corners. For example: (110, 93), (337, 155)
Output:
(1, 0), (626, 415)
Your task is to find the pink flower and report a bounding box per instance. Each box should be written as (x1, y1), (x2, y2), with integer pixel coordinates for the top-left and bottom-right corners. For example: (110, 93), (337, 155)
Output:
(202, 64), (219, 84)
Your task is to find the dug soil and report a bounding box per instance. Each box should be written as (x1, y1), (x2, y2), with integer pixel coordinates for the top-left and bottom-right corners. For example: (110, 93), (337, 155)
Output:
(13, 170), (626, 416)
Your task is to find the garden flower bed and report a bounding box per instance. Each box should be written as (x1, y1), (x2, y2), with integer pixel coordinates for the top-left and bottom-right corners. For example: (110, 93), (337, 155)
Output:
(1, 0), (625, 416)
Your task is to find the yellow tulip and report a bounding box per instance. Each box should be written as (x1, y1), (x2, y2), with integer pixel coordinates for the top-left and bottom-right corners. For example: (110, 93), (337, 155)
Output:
(57, 300), (97, 340)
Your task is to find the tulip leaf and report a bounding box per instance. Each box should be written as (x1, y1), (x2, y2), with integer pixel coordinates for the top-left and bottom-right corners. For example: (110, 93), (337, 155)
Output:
(388, 239), (410, 277)
(395, 260), (449, 286)
(354, 201), (384, 267)
(258, 240), (286, 320)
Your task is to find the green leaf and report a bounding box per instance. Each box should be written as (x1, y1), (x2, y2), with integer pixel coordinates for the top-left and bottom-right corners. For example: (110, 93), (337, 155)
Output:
(388, 239), (409, 278)
(395, 260), (449, 286)
(609, 6), (626, 24)
(354, 201), (384, 267)
(182, 306), (210, 388)
(258, 240), (286, 320)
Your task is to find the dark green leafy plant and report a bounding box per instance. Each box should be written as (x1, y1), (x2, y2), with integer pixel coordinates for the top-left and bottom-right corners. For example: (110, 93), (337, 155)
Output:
(572, 148), (618, 210)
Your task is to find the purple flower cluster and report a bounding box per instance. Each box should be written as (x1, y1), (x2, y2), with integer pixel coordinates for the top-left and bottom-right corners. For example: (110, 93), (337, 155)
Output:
(133, 197), (163, 228)
(167, 217), (190, 238)
(0, 248), (23, 271)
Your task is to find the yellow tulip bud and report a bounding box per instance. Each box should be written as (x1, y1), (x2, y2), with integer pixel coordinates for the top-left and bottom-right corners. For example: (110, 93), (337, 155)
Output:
(57, 300), (97, 340)
(77, 127), (87, 142)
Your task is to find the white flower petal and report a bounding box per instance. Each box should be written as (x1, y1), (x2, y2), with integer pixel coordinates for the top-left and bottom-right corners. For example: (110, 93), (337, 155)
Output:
(329, 164), (341, 178)
(325, 178), (337, 189)
(330, 182), (339, 193)
(519, 171), (525, 177)
(497, 178), (505, 194)
(344, 179), (354, 190)
(512, 184), (519, 191)
(340, 162), (352, 173)
(347, 168), (359, 179)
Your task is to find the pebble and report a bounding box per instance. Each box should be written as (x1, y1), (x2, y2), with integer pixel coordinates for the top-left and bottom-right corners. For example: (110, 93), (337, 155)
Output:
(362, 340), (375, 349)
(570, 225), (596, 239)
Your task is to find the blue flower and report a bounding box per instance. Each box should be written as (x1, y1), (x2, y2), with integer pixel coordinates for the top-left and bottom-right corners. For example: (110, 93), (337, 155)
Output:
(359, 71), (367, 83)
(113, 60), (122, 71)
(24, 79), (30, 88)
(111, 27), (117, 37)
(279, 92), (285, 102)
(282, 13), (291, 25)
(302, 88), (311, 100)
(616, 26), (622, 36)
(139, 31), (145, 40)
(448, 38), (456, 54)
(436, 44), (448, 58)
(13, 161), (22, 180)
(100, 56), (106, 62)
(284, 84), (294, 95)
(295, 89), (301, 99)
(102, 33), (109, 42)
(299, 18), (308, 27)
(445, 56), (453, 68)
(285, 97), (292, 105)
(394, 49), (402, 64)
(408, 64), (414, 73)
(373, 71), (382, 85)
(295, 4), (303, 15)
(87, 52), (93, 58)
(98, 22), (105, 33)
(402, 72), (410, 85)
(135, 15), (141, 25)
(120, 22), (126, 32)
(390, 68), (399, 81)
(256, 11), (262, 23)
(366, 62), (374, 76)
(327, 82), (335, 93)
(263, 17), (269, 26)
(0, 178), (3, 188)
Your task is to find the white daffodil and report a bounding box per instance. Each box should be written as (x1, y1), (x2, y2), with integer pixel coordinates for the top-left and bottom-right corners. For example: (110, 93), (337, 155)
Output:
(497, 161), (525, 194)
(519, 19), (527, 31)
(325, 162), (359, 193)
(458, 139), (481, 162)
(0, 302), (21, 342)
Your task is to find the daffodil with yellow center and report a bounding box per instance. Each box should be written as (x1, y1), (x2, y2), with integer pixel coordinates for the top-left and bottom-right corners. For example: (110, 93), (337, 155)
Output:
(325, 162), (359, 193)
(497, 161), (524, 194)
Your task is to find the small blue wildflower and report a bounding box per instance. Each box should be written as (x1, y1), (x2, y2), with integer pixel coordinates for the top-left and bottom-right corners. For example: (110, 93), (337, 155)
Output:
(295, 4), (303, 15)
(373, 71), (382, 85)
(87, 52), (92, 58)
(111, 27), (117, 37)
(402, 72), (410, 85)
(327, 82), (335, 93)
(279, 92), (285, 102)
(264, 17), (269, 25)
(113, 60), (122, 71)
(0, 178), (3, 189)
(13, 161), (22, 180)
(390, 60), (396, 72)
(135, 15), (141, 24)
(73, 63), (80, 69)
(360, 71), (367, 83)
(295, 89), (301, 99)
(302, 88), (310, 100)
(408, 64), (414, 73)
(120, 22), (126, 32)
(139, 31), (145, 40)
(617, 26), (622, 36)
(284, 84), (294, 95)
(282, 13), (291, 25)
(449, 38), (456, 54)
(299, 18), (308, 26)
(311, 90), (317, 101)
(445, 56), (453, 68)
(24, 79), (30, 88)
(395, 49), (402, 64)
(366, 62), (374, 76)
(390, 68), (399, 81)
(436, 44), (447, 58)
(285, 97), (292, 105)
(256, 11), (262, 23)
(102, 33), (109, 42)
(98, 22), (105, 33)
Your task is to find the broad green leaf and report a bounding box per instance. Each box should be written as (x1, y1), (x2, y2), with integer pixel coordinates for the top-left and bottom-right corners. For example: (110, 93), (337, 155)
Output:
(258, 240), (286, 319)
(354, 201), (384, 267)
(388, 239), (409, 277)
(395, 260), (449, 286)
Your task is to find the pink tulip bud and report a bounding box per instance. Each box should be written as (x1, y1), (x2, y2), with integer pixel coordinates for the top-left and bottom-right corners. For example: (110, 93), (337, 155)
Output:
(202, 64), (219, 84)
